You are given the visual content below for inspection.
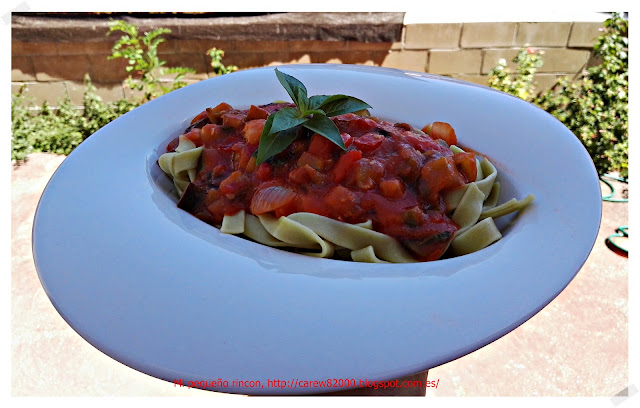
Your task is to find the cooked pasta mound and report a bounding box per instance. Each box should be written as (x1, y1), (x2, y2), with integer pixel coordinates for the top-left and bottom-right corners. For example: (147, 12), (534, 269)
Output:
(158, 102), (534, 263)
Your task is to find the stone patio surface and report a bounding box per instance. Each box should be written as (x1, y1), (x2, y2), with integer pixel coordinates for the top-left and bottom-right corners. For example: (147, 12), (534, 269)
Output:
(11, 153), (628, 397)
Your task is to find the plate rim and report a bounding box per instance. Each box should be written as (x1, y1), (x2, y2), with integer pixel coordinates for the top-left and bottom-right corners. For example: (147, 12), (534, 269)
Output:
(32, 63), (602, 395)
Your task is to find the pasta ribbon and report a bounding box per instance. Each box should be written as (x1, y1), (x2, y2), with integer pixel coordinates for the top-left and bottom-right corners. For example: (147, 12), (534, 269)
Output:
(475, 157), (498, 198)
(452, 182), (486, 236)
(444, 156), (497, 211)
(158, 135), (203, 196)
(449, 217), (503, 256)
(476, 158), (484, 181)
(351, 246), (390, 263)
(286, 212), (418, 263)
(257, 214), (335, 258)
(450, 145), (465, 154)
(243, 214), (292, 247)
(482, 182), (501, 211)
(479, 194), (535, 220)
(220, 210), (246, 234)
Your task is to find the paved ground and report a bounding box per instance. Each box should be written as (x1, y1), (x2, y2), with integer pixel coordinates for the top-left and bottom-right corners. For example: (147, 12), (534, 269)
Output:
(11, 153), (629, 397)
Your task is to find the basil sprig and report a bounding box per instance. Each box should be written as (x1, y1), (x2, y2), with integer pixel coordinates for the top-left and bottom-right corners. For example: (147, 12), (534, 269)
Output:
(256, 68), (371, 164)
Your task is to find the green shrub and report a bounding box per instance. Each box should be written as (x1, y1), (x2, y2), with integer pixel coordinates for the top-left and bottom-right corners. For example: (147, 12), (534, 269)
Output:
(80, 74), (139, 135)
(207, 47), (238, 75)
(536, 13), (628, 177)
(11, 75), (138, 164)
(488, 13), (628, 177)
(107, 19), (195, 103)
(12, 88), (84, 162)
(11, 87), (38, 162)
(12, 18), (236, 163)
(488, 47), (544, 101)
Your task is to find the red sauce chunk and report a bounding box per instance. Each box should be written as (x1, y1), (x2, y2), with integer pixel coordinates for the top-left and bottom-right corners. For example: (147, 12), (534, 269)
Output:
(168, 102), (477, 261)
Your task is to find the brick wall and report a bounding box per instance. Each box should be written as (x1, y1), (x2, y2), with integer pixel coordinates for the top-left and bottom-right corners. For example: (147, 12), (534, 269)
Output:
(11, 17), (604, 108)
(397, 21), (602, 90)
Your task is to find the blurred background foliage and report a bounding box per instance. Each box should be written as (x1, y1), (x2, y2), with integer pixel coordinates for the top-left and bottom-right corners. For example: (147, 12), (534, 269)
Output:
(489, 12), (628, 177)
(11, 19), (236, 162)
(12, 14), (628, 179)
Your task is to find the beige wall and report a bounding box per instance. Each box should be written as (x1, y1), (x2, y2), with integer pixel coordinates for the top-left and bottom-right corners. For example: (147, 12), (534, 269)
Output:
(11, 21), (604, 108)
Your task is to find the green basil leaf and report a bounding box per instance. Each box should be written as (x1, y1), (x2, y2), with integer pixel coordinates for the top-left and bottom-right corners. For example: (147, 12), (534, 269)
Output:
(256, 114), (275, 163)
(303, 114), (346, 150)
(256, 115), (299, 164)
(269, 107), (309, 135)
(317, 94), (372, 117)
(308, 95), (331, 110)
(275, 68), (308, 111)
(299, 109), (326, 117)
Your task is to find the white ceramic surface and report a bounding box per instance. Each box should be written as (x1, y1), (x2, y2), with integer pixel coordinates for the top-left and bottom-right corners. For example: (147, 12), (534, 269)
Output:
(32, 64), (601, 395)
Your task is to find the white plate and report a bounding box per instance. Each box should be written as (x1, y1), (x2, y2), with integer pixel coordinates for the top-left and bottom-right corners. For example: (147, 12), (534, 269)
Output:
(33, 64), (601, 395)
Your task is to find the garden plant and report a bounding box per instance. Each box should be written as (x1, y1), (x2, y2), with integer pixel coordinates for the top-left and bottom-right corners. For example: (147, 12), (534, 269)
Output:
(488, 13), (628, 178)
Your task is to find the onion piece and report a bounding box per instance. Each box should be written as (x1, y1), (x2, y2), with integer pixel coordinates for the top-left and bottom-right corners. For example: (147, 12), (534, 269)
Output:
(250, 185), (297, 215)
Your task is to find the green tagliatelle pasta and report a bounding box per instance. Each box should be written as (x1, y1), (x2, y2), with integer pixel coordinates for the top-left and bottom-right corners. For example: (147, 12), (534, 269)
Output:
(351, 246), (390, 263)
(158, 130), (534, 263)
(479, 194), (535, 220)
(442, 147), (534, 256)
(257, 213), (335, 258)
(444, 154), (497, 211)
(449, 217), (503, 256)
(483, 182), (501, 210)
(242, 214), (289, 247)
(286, 212), (417, 263)
(451, 182), (485, 235)
(158, 135), (203, 196)
(220, 210), (246, 234)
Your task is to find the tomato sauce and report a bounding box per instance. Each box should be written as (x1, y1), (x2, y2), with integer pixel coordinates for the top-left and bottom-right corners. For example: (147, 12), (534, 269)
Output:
(168, 102), (477, 261)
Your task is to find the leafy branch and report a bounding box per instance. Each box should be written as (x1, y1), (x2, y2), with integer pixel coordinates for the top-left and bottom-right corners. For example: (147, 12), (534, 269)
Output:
(107, 19), (195, 103)
(207, 47), (238, 75)
(487, 13), (628, 177)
